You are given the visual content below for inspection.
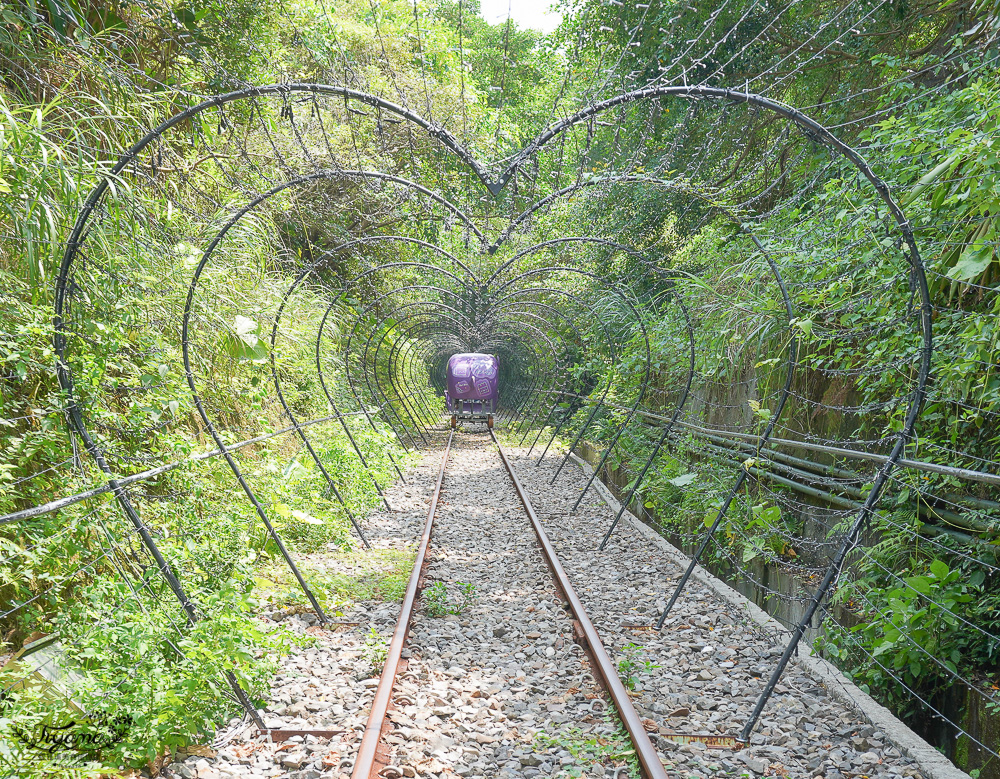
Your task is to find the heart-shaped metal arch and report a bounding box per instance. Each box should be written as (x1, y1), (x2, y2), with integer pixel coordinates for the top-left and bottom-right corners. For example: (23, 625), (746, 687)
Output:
(53, 79), (933, 750)
(159, 167), (696, 558)
(56, 82), (930, 454)
(56, 81), (925, 257)
(201, 171), (770, 471)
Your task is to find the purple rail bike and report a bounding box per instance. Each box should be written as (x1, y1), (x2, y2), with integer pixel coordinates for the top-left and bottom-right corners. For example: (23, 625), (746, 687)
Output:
(445, 353), (498, 428)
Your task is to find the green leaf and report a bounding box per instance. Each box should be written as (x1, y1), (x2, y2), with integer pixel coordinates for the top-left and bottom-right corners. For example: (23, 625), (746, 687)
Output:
(221, 315), (269, 363)
(668, 473), (696, 487)
(790, 317), (814, 337)
(291, 509), (323, 525)
(902, 154), (958, 205)
(947, 243), (993, 281)
(928, 559), (949, 581)
(233, 315), (257, 336)
(759, 505), (781, 524)
(282, 459), (309, 480)
(905, 575), (933, 596)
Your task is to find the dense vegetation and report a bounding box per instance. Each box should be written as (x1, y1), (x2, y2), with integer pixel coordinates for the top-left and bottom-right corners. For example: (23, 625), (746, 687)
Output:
(535, 2), (1000, 771)
(0, 1), (480, 773)
(1, 0), (999, 776)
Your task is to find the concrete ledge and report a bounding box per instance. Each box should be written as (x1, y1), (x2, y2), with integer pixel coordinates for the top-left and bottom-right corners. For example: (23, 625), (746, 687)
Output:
(567, 452), (970, 779)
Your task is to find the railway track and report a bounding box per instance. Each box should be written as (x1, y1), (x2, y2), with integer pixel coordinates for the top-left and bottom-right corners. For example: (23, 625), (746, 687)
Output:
(351, 426), (670, 779)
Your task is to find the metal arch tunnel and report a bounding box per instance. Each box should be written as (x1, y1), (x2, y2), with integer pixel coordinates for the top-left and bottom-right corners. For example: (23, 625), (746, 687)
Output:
(52, 82), (932, 747)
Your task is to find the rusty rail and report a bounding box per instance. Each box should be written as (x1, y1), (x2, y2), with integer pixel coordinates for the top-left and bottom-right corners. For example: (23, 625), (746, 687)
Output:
(659, 733), (738, 749)
(490, 430), (671, 779)
(351, 429), (453, 779)
(353, 428), (670, 779)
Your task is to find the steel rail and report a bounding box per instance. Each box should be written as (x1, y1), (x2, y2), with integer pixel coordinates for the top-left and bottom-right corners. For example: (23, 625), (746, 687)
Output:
(489, 430), (670, 779)
(351, 429), (454, 779)
(352, 427), (669, 779)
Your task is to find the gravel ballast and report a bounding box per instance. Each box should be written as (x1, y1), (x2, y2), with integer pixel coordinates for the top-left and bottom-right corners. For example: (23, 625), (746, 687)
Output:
(159, 425), (955, 779)
(508, 439), (934, 779)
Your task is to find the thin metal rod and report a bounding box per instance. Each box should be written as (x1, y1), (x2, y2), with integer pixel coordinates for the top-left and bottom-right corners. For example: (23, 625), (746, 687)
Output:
(0, 413), (352, 525)
(514, 376), (544, 444)
(316, 299), (406, 483)
(54, 404), (266, 729)
(179, 182), (334, 624)
(656, 470), (748, 630)
(738, 436), (907, 741)
(313, 303), (392, 511)
(270, 287), (371, 549)
(527, 400), (562, 456)
(380, 335), (428, 445)
(523, 395), (985, 487)
(598, 425), (672, 551)
(597, 294), (696, 550)
(655, 223), (799, 619)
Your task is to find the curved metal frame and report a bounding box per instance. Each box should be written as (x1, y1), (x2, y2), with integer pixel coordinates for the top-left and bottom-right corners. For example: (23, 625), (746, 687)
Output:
(53, 80), (932, 743)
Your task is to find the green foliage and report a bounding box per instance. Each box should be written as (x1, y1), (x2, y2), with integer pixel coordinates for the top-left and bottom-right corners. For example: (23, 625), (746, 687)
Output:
(0, 94), (85, 293)
(3, 0), (1000, 768)
(255, 547), (415, 612)
(422, 581), (450, 617)
(560, 53), (1000, 730)
(534, 710), (640, 778)
(824, 554), (999, 713)
(422, 580), (478, 617)
(362, 626), (389, 669)
(616, 642), (661, 691)
(0, 84), (416, 775)
(1, 566), (289, 772)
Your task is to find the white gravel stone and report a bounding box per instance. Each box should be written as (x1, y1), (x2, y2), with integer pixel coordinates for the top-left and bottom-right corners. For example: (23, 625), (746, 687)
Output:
(159, 423), (937, 779)
(506, 436), (929, 779)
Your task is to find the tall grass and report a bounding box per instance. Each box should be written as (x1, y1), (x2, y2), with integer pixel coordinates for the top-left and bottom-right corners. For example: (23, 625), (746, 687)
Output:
(0, 89), (130, 299)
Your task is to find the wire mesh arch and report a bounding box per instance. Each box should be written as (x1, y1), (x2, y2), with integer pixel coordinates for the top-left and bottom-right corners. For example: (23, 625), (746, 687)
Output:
(10, 3), (999, 769)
